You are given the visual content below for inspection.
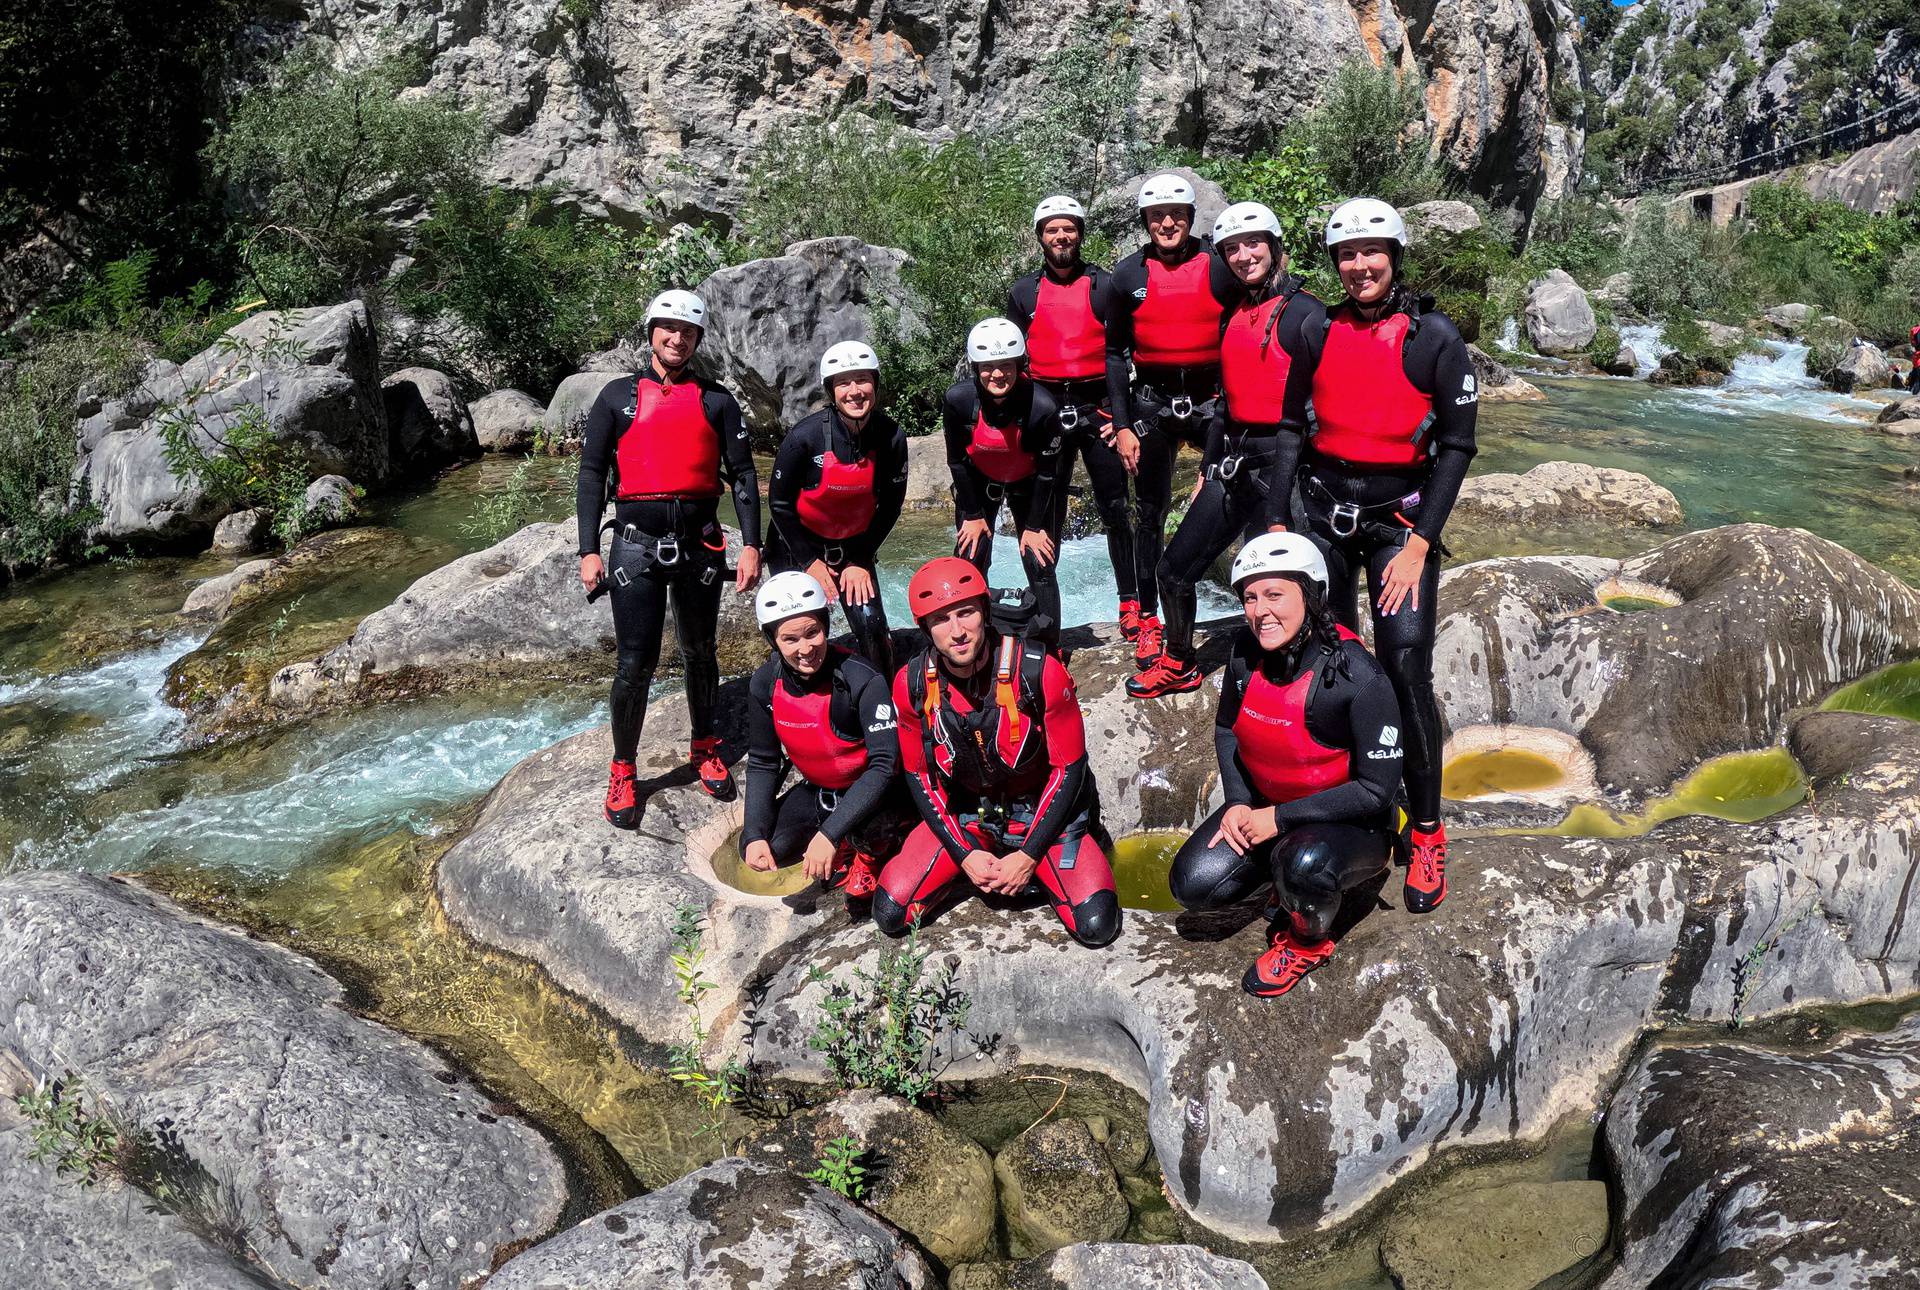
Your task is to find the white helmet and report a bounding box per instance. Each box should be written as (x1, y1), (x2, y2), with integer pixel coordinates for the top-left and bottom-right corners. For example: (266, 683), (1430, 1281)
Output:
(755, 571), (831, 631)
(644, 288), (708, 332)
(966, 317), (1027, 365)
(1230, 532), (1329, 595)
(1136, 172), (1197, 211)
(1033, 195), (1087, 232)
(1212, 201), (1284, 249)
(1324, 198), (1407, 253)
(819, 340), (880, 385)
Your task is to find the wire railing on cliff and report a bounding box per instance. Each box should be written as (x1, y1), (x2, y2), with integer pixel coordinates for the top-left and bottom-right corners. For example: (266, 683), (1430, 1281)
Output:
(1617, 89), (1920, 197)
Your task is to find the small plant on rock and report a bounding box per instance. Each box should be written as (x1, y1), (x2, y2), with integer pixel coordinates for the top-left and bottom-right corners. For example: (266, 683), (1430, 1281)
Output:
(807, 1132), (869, 1200)
(460, 456), (550, 545)
(667, 902), (748, 1144)
(14, 1073), (129, 1185)
(805, 924), (973, 1102)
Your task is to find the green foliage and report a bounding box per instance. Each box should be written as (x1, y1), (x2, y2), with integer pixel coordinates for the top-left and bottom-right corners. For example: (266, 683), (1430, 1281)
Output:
(805, 923), (973, 1102)
(207, 47), (485, 306)
(1589, 323), (1624, 367)
(1026, 5), (1145, 199)
(1610, 2), (1666, 80)
(227, 595), (306, 663)
(460, 457), (556, 544)
(807, 1133), (869, 1200)
(1764, 0), (1845, 59)
(14, 1074), (127, 1185)
(40, 252), (251, 364)
(667, 903), (748, 1144)
(1621, 205), (1731, 319)
(1288, 61), (1452, 209)
(1193, 141), (1338, 266)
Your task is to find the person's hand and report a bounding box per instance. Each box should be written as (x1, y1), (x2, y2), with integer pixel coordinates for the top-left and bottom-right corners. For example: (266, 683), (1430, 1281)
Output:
(1019, 528), (1057, 567)
(1377, 535), (1430, 617)
(960, 848), (1000, 889)
(1117, 427), (1141, 475)
(1189, 477), (1205, 505)
(580, 553), (605, 591)
(1210, 804), (1257, 856)
(839, 564), (876, 605)
(987, 850), (1040, 895)
(956, 518), (992, 561)
(806, 558), (840, 601)
(735, 545), (762, 593)
(801, 832), (839, 882)
(743, 840), (778, 872)
(1244, 806), (1280, 848)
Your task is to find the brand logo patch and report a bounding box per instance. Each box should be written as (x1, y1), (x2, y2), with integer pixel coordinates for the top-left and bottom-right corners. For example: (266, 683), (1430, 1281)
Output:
(874, 704), (892, 721)
(1380, 725), (1399, 746)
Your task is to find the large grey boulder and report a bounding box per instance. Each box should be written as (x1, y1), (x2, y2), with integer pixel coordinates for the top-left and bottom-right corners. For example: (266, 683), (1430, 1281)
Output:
(954, 1243), (1267, 1290)
(301, 473), (360, 529)
(1451, 460), (1684, 530)
(1090, 167), (1231, 257)
(210, 507), (272, 553)
(485, 1157), (935, 1289)
(75, 302), (387, 545)
(1762, 301), (1814, 334)
(1600, 1012), (1920, 1289)
(1523, 268), (1597, 355)
(994, 1118), (1130, 1257)
(1824, 337), (1893, 392)
(695, 237), (915, 437)
(1467, 343), (1545, 402)
(0, 872), (568, 1289)
(1402, 199), (1484, 245)
(181, 556), (277, 620)
(470, 388), (544, 452)
(540, 370), (625, 444)
(380, 366), (478, 467)
(1875, 397), (1920, 437)
(903, 432), (951, 510)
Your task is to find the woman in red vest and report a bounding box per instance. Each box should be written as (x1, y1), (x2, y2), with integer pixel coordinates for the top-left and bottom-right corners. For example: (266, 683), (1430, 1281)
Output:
(1274, 197), (1478, 915)
(1129, 200), (1326, 698)
(576, 289), (762, 824)
(740, 572), (913, 899)
(1169, 533), (1403, 997)
(768, 341), (909, 676)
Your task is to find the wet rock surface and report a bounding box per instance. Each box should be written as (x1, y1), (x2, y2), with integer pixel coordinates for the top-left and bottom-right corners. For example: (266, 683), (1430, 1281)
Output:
(1524, 269), (1596, 355)
(994, 1118), (1130, 1258)
(380, 366), (478, 468)
(0, 871), (569, 1290)
(951, 1242), (1267, 1290)
(1379, 1179), (1608, 1290)
(1451, 460), (1684, 530)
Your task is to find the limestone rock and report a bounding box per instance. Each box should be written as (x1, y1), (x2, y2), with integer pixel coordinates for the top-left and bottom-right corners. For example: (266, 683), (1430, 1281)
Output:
(541, 371), (625, 444)
(301, 472), (360, 528)
(1403, 200), (1484, 244)
(1091, 168), (1231, 258)
(1763, 302), (1814, 334)
(903, 432), (951, 510)
(0, 871), (568, 1289)
(471, 388), (544, 452)
(1824, 338), (1892, 393)
(1467, 344), (1545, 402)
(1381, 1180), (1608, 1290)
(994, 1119), (1129, 1258)
(210, 507), (272, 553)
(961, 1243), (1267, 1290)
(75, 302), (387, 546)
(1876, 397), (1920, 437)
(1803, 122), (1920, 215)
(1592, 272), (1634, 308)
(485, 1157), (934, 1289)
(380, 366), (478, 467)
(695, 237), (916, 438)
(579, 341), (646, 373)
(1700, 319), (1747, 353)
(1451, 461), (1684, 529)
(1523, 269), (1596, 355)
(181, 556), (277, 619)
(1604, 345), (1638, 376)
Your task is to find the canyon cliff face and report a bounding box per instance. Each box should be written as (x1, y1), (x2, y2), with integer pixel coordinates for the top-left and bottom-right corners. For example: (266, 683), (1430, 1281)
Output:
(279, 0), (1584, 223)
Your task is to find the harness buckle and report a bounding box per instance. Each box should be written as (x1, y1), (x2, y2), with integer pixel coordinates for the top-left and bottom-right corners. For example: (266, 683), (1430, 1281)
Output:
(984, 481), (1006, 502)
(1057, 402), (1081, 431)
(816, 787), (842, 813)
(1328, 501), (1362, 539)
(612, 565), (632, 588)
(1169, 395), (1195, 421)
(1216, 453), (1243, 481)
(698, 562), (719, 586)
(654, 534), (681, 566)
(822, 543), (847, 567)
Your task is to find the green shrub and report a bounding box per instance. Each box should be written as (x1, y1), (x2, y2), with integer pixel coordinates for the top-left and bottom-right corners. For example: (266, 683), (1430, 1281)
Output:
(1288, 61), (1453, 208)
(1622, 205), (1732, 319)
(1195, 141), (1338, 268)
(14, 1074), (129, 1185)
(805, 923), (974, 1102)
(1590, 323), (1624, 367)
(39, 251), (250, 364)
(1026, 4), (1146, 199)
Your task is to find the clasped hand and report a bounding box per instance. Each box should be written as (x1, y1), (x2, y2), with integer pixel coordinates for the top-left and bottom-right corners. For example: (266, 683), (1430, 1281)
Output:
(961, 848), (1038, 895)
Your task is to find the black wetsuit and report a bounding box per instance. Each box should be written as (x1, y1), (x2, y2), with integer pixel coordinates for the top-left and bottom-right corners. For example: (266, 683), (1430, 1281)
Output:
(768, 408), (909, 675)
(1156, 273), (1327, 664)
(742, 647), (911, 863)
(1274, 292), (1478, 826)
(575, 368), (760, 761)
(942, 378), (1065, 632)
(1170, 630), (1403, 940)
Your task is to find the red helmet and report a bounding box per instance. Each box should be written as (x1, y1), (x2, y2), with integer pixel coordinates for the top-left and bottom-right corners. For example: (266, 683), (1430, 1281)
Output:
(908, 557), (988, 623)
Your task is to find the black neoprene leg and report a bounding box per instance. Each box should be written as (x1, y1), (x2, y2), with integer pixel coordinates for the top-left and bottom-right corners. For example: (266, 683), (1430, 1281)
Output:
(841, 567), (895, 678)
(1008, 480), (1063, 632)
(1271, 821), (1392, 941)
(607, 537), (672, 762)
(961, 464), (1004, 580)
(1130, 388), (1174, 617)
(766, 786), (829, 865)
(1363, 539), (1444, 824)
(1169, 802), (1279, 909)
(1155, 472), (1264, 662)
(669, 565), (725, 742)
(1076, 427), (1139, 606)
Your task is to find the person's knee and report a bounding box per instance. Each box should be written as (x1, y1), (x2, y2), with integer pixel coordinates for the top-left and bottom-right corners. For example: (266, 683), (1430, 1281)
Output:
(613, 650), (654, 691)
(871, 889), (915, 937)
(1280, 837), (1343, 907)
(1168, 846), (1225, 909)
(1381, 642), (1435, 692)
(1070, 890), (1122, 947)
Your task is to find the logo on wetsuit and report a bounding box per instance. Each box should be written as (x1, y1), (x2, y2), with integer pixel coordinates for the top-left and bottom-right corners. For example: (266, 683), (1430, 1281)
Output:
(1455, 375), (1478, 407)
(1368, 725), (1404, 760)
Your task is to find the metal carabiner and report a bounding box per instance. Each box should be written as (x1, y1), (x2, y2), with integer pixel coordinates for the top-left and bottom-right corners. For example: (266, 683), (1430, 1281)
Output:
(817, 787), (841, 813)
(1169, 394), (1195, 421)
(1328, 501), (1361, 539)
(654, 534), (682, 566)
(1216, 453), (1243, 481)
(823, 543), (847, 567)
(984, 481), (1006, 503)
(1057, 402), (1081, 431)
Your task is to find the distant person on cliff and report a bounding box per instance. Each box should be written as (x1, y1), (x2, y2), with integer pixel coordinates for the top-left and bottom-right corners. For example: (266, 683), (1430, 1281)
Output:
(1102, 172), (1238, 671)
(875, 557), (1120, 947)
(767, 341), (909, 676)
(1168, 534), (1404, 996)
(1274, 197), (1478, 915)
(740, 572), (913, 900)
(576, 289), (762, 824)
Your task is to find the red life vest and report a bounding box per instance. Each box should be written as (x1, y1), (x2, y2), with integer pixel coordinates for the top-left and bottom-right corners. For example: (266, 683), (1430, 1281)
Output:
(1310, 310), (1434, 467)
(614, 377), (722, 499)
(1027, 274), (1106, 382)
(967, 408), (1037, 483)
(794, 446), (876, 540)
(771, 675), (867, 791)
(1231, 629), (1359, 804)
(1133, 253), (1223, 368)
(1220, 291), (1295, 424)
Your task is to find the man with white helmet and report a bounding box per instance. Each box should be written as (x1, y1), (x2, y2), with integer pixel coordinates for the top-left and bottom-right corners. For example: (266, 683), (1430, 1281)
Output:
(1006, 196), (1141, 637)
(768, 339), (909, 675)
(1271, 196), (1479, 916)
(1102, 171), (1238, 670)
(942, 316), (1066, 636)
(576, 287), (762, 823)
(1131, 200), (1327, 698)
(740, 571), (912, 900)
(1166, 532), (1404, 998)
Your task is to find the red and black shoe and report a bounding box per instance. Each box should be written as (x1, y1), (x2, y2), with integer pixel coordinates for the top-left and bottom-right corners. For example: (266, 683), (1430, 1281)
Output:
(1405, 824), (1448, 913)
(1133, 614), (1164, 671)
(1243, 928), (1336, 998)
(1118, 600), (1143, 643)
(835, 848), (880, 900)
(604, 758), (638, 829)
(1127, 652), (1203, 698)
(689, 736), (735, 801)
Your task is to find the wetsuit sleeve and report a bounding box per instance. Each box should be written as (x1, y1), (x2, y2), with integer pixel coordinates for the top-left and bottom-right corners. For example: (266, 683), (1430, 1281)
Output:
(1006, 275), (1037, 332)
(574, 379), (631, 555)
(1263, 290), (1326, 529)
(1025, 386), (1066, 525)
(1209, 245), (1237, 307)
(943, 384), (987, 521)
(712, 389), (761, 548)
(741, 665), (782, 848)
(768, 420), (823, 566)
(894, 667), (976, 862)
(1273, 647), (1403, 828)
(851, 422), (909, 564)
(818, 666), (899, 844)
(1103, 257), (1140, 430)
(1020, 654), (1091, 860)
(1407, 314), (1478, 545)
(1214, 654), (1254, 807)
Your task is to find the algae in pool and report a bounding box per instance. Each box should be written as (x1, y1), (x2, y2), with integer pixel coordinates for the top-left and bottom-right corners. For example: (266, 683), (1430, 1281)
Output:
(1822, 659), (1920, 724)
(1544, 747), (1806, 838)
(1442, 748), (1568, 800)
(1601, 595), (1668, 613)
(1110, 832), (1184, 912)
